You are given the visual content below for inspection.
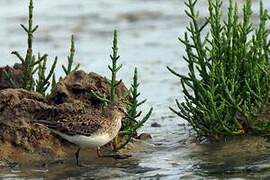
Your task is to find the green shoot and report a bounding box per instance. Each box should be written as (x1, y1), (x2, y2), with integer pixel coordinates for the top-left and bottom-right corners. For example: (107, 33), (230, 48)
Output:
(117, 68), (153, 150)
(11, 0), (47, 91)
(3, 70), (18, 88)
(36, 54), (58, 95)
(62, 35), (80, 75)
(168, 0), (270, 139)
(109, 30), (123, 102)
(89, 30), (123, 106)
(51, 73), (57, 91)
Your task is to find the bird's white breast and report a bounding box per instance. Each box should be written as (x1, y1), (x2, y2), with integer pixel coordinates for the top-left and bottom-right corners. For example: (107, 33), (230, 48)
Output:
(52, 130), (112, 148)
(50, 117), (122, 148)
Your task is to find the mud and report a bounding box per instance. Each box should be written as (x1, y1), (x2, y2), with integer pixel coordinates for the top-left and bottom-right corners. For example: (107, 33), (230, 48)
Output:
(0, 70), (134, 167)
(48, 70), (128, 105)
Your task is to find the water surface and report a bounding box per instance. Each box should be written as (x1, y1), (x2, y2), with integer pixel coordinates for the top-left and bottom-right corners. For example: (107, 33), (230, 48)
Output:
(0, 0), (270, 179)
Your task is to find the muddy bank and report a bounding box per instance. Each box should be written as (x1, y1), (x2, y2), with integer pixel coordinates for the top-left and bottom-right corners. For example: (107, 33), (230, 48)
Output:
(184, 136), (270, 177)
(0, 69), (147, 167)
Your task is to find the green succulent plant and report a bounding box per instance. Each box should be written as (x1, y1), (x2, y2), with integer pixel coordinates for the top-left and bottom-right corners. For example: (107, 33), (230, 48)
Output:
(168, 0), (270, 139)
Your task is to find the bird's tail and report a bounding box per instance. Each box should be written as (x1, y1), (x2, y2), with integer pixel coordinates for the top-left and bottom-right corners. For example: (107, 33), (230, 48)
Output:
(33, 119), (57, 129)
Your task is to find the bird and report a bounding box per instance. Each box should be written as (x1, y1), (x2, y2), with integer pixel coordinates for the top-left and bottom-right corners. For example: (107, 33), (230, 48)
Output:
(34, 102), (127, 166)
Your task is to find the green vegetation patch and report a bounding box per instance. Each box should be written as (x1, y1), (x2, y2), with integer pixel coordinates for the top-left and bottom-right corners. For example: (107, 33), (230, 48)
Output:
(168, 0), (270, 139)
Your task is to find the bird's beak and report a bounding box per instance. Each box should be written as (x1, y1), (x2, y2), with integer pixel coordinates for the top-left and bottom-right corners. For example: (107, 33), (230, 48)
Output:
(119, 108), (128, 117)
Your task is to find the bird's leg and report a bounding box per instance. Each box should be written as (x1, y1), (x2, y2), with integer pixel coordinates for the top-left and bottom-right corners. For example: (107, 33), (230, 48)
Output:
(97, 147), (102, 158)
(110, 141), (116, 151)
(75, 147), (81, 167)
(75, 148), (91, 168)
(112, 136), (118, 151)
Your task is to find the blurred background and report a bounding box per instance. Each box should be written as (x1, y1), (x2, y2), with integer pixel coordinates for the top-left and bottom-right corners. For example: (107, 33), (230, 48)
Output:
(0, 0), (270, 179)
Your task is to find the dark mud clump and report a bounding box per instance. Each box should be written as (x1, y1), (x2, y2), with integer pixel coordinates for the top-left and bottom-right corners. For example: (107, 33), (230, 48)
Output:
(0, 88), (64, 164)
(0, 63), (24, 90)
(48, 70), (127, 106)
(0, 70), (129, 167)
(151, 122), (161, 128)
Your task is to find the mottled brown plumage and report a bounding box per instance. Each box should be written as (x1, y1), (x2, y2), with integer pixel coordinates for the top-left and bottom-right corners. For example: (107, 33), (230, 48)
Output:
(35, 102), (127, 166)
(36, 102), (126, 137)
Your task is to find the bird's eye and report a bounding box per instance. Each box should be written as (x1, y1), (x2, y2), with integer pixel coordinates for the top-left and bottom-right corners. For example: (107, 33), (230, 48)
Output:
(118, 107), (125, 113)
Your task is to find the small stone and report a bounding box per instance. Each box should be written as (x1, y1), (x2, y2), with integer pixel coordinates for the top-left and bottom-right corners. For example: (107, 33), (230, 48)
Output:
(151, 122), (161, 127)
(138, 133), (152, 140)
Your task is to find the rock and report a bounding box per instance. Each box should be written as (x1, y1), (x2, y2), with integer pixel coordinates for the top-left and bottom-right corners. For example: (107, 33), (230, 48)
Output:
(117, 137), (155, 154)
(0, 89), (65, 157)
(0, 70), (130, 164)
(138, 133), (152, 140)
(151, 122), (161, 127)
(48, 70), (128, 106)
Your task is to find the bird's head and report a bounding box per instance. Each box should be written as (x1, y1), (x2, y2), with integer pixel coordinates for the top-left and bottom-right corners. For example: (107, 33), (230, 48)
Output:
(106, 101), (128, 119)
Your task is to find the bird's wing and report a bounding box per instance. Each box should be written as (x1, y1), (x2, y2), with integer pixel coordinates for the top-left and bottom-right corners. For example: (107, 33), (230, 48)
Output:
(34, 116), (104, 136)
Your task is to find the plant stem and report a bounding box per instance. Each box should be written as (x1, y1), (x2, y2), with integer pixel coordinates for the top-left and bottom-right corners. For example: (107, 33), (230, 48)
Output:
(62, 35), (80, 76)
(109, 30), (122, 102)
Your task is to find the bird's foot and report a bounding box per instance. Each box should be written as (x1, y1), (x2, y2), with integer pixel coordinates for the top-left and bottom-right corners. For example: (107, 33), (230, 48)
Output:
(101, 153), (132, 160)
(77, 163), (91, 168)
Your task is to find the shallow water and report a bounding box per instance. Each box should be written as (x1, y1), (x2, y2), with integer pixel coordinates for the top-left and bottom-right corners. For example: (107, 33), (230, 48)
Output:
(0, 0), (270, 179)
